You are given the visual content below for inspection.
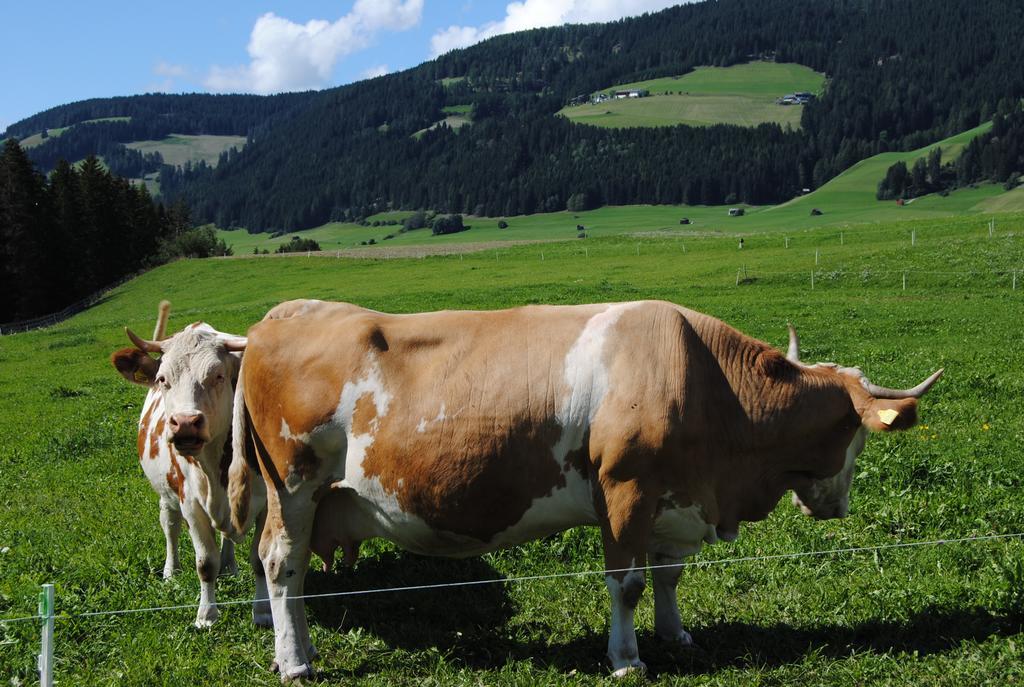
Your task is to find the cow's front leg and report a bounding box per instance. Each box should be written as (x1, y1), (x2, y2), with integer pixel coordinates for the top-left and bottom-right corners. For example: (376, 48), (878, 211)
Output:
(185, 504), (221, 628)
(598, 479), (657, 677)
(158, 500), (182, 579)
(261, 492), (316, 682)
(648, 547), (693, 646)
(604, 557), (647, 677)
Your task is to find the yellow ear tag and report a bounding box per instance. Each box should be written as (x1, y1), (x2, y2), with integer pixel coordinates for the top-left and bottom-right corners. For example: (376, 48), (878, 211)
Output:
(133, 370), (150, 384)
(877, 408), (899, 426)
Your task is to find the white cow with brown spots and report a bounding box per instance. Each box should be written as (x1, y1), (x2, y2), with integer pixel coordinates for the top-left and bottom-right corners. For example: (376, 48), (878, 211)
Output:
(111, 301), (270, 628)
(227, 299), (942, 680)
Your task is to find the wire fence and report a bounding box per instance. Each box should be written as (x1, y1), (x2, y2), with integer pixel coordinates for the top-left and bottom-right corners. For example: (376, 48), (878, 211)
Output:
(0, 269), (149, 335)
(1, 219), (1020, 336)
(2, 530), (1021, 626)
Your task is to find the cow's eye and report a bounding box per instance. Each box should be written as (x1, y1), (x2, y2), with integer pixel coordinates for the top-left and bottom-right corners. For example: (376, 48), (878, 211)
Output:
(216, 373), (225, 384)
(156, 375), (169, 388)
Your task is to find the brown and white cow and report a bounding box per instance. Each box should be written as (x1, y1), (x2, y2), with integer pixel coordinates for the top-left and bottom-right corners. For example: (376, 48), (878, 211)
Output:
(111, 302), (270, 628)
(228, 299), (941, 680)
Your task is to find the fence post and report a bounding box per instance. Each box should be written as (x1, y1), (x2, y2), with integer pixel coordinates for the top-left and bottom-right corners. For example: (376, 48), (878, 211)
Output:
(815, 249), (819, 265)
(1013, 270), (1017, 291)
(585, 248), (589, 259)
(911, 230), (916, 247)
(811, 271), (815, 290)
(785, 237), (789, 249)
(38, 584), (54, 687)
(903, 272), (907, 290)
(841, 232), (844, 246)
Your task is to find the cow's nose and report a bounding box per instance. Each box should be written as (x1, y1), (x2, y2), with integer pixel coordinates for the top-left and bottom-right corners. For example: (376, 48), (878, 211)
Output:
(170, 413), (205, 433)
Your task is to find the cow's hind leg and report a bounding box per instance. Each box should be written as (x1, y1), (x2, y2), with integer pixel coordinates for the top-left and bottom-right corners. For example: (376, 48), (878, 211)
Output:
(159, 499), (182, 580)
(250, 508), (274, 628)
(219, 535), (239, 577)
(184, 503), (222, 628)
(261, 490), (316, 682)
(598, 479), (657, 677)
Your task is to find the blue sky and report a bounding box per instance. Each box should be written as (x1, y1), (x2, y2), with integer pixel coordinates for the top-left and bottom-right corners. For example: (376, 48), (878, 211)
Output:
(1, 1), (687, 133)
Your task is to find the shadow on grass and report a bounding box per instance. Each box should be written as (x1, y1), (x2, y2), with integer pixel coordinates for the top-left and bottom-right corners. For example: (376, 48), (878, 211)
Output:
(304, 549), (517, 651)
(643, 606), (1024, 678)
(304, 553), (1023, 679)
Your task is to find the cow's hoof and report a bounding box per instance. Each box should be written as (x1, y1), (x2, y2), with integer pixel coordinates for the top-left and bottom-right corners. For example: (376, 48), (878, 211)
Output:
(194, 607), (219, 628)
(220, 563), (239, 577)
(658, 629), (694, 646)
(269, 661), (279, 674)
(253, 610), (274, 628)
(307, 645), (320, 661)
(281, 663), (314, 683)
(611, 660), (647, 678)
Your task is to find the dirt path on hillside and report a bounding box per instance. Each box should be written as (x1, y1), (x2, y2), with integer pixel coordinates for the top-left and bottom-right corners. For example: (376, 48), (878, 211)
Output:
(224, 238), (567, 260)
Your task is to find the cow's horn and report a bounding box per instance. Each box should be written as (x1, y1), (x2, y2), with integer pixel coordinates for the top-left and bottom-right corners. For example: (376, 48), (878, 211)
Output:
(126, 327), (163, 353)
(220, 336), (248, 352)
(786, 323), (801, 363)
(861, 368), (944, 399)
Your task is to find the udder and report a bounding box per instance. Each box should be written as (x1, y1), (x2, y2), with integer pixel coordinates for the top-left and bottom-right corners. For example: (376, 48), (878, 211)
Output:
(311, 489), (363, 572)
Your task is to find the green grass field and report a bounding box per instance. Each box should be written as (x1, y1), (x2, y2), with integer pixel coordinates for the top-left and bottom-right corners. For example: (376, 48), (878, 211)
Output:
(14, 127), (71, 149)
(12, 117), (132, 149)
(2, 213), (1023, 685)
(219, 121), (1023, 255)
(413, 114), (472, 139)
(559, 62), (825, 129)
(124, 134), (247, 168)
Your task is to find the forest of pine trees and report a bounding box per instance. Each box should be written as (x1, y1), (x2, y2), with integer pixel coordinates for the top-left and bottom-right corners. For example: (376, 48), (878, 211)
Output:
(878, 101), (1024, 200)
(0, 140), (227, 322)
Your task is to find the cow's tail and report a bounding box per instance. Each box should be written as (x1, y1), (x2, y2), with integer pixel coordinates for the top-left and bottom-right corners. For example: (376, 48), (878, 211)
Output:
(153, 300), (171, 340)
(227, 358), (266, 542)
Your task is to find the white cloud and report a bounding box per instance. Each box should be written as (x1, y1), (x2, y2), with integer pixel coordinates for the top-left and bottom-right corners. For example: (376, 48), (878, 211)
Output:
(361, 64), (391, 80)
(430, 0), (686, 57)
(154, 61), (187, 78)
(206, 0), (423, 94)
(147, 61), (189, 93)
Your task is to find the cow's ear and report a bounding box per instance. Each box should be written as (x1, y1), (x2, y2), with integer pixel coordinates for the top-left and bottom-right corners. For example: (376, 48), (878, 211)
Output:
(861, 397), (918, 432)
(111, 347), (161, 386)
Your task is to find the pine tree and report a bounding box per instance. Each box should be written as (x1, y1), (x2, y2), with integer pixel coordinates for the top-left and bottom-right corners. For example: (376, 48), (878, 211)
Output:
(0, 139), (48, 320)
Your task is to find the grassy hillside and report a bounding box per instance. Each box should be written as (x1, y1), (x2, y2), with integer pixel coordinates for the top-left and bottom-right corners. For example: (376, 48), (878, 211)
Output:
(558, 62), (824, 129)
(1, 213), (1022, 685)
(12, 117), (132, 149)
(124, 134), (247, 168)
(219, 121), (1021, 254)
(412, 115), (472, 139)
(763, 121), (999, 222)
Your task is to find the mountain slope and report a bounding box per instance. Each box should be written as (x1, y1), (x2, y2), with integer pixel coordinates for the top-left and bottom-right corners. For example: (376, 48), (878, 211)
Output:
(168, 0), (1024, 231)
(6, 0), (1024, 232)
